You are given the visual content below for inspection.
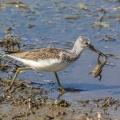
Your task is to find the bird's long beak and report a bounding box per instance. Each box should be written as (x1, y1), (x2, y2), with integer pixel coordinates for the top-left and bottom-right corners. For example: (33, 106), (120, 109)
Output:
(88, 44), (106, 57)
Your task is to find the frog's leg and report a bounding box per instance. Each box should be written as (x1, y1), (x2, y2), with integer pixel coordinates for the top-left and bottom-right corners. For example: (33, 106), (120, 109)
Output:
(88, 71), (93, 74)
(98, 74), (102, 81)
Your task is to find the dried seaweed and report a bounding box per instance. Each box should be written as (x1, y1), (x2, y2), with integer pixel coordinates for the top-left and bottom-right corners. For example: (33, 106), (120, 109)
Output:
(0, 1), (30, 9)
(0, 24), (21, 51)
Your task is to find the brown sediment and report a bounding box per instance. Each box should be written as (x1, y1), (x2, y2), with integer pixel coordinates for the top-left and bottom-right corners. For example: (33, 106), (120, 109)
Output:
(0, 24), (21, 51)
(0, 80), (119, 120)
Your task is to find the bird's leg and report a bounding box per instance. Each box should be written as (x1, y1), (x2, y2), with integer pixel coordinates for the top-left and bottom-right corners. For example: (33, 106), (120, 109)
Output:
(57, 91), (66, 100)
(10, 67), (31, 88)
(54, 72), (66, 93)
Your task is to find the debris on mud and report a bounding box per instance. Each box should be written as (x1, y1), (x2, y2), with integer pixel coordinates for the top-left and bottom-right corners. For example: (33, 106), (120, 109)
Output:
(56, 100), (70, 107)
(91, 22), (110, 28)
(27, 24), (35, 29)
(0, 1), (30, 9)
(0, 24), (21, 51)
(77, 97), (120, 109)
(77, 3), (88, 10)
(65, 15), (80, 20)
(0, 78), (119, 119)
(0, 79), (48, 109)
(101, 35), (116, 41)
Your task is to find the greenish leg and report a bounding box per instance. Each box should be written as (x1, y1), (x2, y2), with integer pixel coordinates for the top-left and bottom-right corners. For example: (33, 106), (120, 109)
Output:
(54, 72), (66, 93)
(10, 67), (31, 88)
(57, 91), (66, 100)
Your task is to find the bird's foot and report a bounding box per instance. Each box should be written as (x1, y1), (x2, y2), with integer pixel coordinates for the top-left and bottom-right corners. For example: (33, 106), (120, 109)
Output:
(4, 85), (15, 93)
(59, 86), (66, 93)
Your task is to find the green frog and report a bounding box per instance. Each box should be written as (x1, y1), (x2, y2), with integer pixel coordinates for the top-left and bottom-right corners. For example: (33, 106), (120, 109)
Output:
(89, 54), (107, 81)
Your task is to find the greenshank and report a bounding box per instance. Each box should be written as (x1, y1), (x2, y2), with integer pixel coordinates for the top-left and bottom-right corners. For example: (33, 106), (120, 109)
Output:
(4, 36), (104, 92)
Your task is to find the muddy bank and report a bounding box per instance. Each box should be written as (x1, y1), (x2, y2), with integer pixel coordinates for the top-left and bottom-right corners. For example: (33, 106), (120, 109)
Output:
(0, 80), (119, 120)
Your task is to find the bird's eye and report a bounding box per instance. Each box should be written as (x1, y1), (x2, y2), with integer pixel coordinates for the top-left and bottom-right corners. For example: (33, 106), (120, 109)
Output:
(85, 42), (88, 45)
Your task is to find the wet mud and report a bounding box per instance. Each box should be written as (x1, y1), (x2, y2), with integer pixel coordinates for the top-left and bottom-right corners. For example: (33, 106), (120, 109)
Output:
(0, 80), (120, 120)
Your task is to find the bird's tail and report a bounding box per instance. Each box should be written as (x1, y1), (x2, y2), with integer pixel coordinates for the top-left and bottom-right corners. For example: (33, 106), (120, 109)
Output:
(0, 50), (7, 59)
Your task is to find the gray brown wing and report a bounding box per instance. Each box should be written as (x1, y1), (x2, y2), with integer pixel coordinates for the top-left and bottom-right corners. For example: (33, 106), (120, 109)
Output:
(7, 48), (64, 61)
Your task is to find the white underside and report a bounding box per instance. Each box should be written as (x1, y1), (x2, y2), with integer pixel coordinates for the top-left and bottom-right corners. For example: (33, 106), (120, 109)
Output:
(7, 55), (72, 72)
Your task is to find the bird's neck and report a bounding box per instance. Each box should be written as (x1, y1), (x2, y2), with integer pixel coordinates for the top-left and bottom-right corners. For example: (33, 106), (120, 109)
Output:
(71, 40), (84, 57)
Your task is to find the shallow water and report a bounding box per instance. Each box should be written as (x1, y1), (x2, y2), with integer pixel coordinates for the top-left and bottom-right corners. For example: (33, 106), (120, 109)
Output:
(0, 0), (120, 119)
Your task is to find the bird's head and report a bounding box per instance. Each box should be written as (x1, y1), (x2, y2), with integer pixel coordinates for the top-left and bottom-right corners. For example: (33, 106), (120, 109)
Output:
(77, 36), (105, 56)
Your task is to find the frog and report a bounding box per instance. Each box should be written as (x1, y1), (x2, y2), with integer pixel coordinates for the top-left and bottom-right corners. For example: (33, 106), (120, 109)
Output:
(89, 54), (107, 81)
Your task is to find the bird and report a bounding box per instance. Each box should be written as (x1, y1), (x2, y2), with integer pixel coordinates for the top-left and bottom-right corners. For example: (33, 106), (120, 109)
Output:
(3, 35), (104, 92)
